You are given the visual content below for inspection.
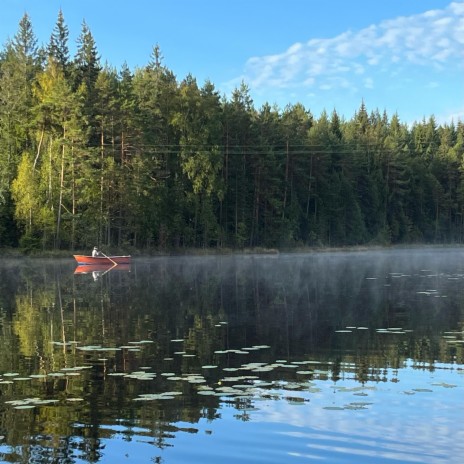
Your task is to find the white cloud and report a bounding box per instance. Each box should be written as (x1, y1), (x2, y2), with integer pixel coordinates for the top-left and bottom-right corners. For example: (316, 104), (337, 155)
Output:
(242, 2), (464, 94)
(437, 107), (464, 125)
(364, 77), (374, 89)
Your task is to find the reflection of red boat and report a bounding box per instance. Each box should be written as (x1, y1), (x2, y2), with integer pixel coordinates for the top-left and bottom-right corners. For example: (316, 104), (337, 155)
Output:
(73, 255), (131, 265)
(74, 264), (131, 274)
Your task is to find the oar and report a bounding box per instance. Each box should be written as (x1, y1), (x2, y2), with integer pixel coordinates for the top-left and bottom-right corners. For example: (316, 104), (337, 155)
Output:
(100, 250), (117, 266)
(101, 262), (118, 276)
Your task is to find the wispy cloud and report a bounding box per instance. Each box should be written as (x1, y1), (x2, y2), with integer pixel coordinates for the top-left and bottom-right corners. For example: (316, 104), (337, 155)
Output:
(240, 2), (464, 94)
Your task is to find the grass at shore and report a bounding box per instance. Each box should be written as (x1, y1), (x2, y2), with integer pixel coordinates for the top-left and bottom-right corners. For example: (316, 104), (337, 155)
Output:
(1, 243), (462, 260)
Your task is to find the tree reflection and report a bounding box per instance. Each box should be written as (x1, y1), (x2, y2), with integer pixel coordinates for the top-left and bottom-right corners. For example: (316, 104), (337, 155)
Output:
(0, 251), (463, 459)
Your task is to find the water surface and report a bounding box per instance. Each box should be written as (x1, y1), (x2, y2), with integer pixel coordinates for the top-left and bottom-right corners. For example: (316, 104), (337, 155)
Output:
(0, 248), (463, 463)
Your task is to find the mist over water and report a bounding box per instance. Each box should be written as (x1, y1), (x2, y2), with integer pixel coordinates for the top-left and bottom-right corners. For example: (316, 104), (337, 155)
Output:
(0, 248), (463, 463)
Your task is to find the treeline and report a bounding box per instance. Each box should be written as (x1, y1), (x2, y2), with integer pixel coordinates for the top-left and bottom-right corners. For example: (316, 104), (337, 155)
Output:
(1, 11), (464, 252)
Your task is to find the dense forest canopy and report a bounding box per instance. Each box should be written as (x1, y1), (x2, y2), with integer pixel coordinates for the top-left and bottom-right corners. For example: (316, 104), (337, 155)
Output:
(1, 11), (463, 252)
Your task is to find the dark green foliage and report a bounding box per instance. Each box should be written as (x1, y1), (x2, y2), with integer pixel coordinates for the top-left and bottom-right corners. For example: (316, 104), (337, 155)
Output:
(0, 11), (463, 251)
(47, 9), (70, 75)
(0, 192), (19, 247)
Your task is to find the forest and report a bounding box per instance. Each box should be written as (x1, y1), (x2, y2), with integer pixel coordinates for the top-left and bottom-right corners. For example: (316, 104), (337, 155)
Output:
(1, 11), (464, 252)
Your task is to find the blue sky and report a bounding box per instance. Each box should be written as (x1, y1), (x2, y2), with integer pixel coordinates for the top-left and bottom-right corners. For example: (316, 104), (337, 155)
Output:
(2, 0), (463, 125)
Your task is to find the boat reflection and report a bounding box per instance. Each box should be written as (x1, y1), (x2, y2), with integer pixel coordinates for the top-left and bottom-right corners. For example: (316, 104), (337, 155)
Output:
(74, 263), (131, 280)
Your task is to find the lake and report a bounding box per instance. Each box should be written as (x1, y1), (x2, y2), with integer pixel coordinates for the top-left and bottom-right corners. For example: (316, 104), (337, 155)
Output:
(0, 248), (463, 463)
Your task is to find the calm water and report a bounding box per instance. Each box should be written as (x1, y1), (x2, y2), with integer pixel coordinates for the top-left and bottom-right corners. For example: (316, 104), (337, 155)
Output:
(0, 248), (463, 463)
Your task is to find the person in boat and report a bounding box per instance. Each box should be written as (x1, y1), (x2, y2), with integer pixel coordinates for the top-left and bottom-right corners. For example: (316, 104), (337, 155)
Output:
(92, 246), (101, 257)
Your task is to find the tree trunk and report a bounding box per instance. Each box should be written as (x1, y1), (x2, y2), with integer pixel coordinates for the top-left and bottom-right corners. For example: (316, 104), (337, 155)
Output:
(56, 135), (66, 249)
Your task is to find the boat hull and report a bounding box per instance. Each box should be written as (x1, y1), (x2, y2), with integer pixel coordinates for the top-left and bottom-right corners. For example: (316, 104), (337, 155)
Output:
(73, 255), (131, 265)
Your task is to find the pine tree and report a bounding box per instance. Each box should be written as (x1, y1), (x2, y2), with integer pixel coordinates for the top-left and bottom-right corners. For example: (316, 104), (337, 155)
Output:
(47, 9), (70, 76)
(0, 13), (40, 228)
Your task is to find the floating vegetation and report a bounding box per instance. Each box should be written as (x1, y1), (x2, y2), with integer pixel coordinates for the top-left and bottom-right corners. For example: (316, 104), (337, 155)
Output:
(241, 362), (267, 369)
(376, 328), (406, 334)
(0, 308), (460, 444)
(344, 402), (370, 410)
(252, 381), (274, 388)
(431, 382), (457, 388)
(134, 391), (182, 401)
(51, 341), (79, 346)
(285, 396), (307, 405)
(334, 386), (375, 393)
(6, 398), (59, 408)
(77, 345), (102, 351)
(313, 369), (330, 375)
(348, 401), (372, 407)
(222, 376), (256, 383)
(198, 390), (217, 396)
(282, 382), (305, 391)
(306, 386), (322, 393)
(198, 385), (214, 390)
(252, 367), (275, 373)
(186, 377), (207, 384)
(124, 371), (156, 380)
(215, 386), (243, 396)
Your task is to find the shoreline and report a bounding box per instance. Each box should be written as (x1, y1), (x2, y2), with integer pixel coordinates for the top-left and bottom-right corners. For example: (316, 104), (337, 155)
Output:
(0, 243), (462, 259)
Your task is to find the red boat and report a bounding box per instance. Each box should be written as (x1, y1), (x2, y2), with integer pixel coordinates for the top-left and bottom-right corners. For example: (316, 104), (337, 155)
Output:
(73, 255), (131, 265)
